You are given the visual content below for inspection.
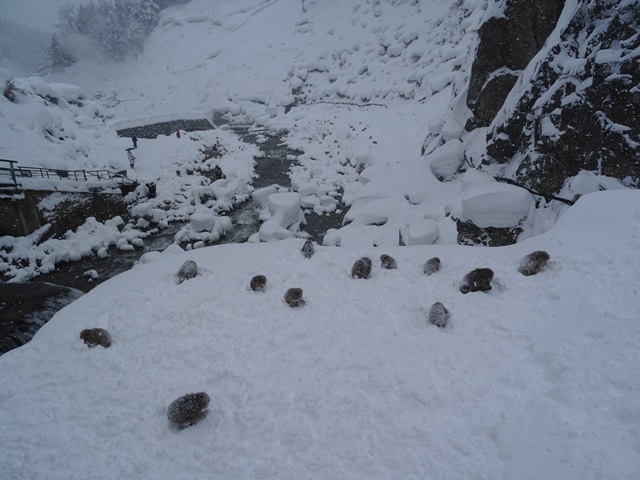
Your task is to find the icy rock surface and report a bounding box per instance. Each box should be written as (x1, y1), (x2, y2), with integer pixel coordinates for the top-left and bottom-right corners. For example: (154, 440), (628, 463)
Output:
(428, 138), (464, 180)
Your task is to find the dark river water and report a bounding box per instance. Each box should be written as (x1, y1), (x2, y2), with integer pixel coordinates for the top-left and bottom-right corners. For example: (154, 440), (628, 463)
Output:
(0, 123), (345, 355)
(33, 127), (344, 292)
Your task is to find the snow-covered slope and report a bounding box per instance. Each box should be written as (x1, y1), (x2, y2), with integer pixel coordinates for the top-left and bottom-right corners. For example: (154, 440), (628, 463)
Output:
(1, 0), (499, 278)
(2, 1), (640, 477)
(1, 189), (639, 479)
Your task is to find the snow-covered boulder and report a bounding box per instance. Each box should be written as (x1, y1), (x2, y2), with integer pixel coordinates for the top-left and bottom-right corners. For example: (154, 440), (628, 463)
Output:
(267, 192), (303, 230)
(257, 219), (293, 242)
(428, 139), (464, 180)
(345, 197), (404, 227)
(401, 219), (440, 245)
(358, 164), (389, 185)
(48, 83), (83, 102)
(456, 183), (534, 246)
(189, 212), (216, 233)
(252, 186), (279, 207)
(256, 192), (304, 242)
(440, 117), (464, 142)
(175, 214), (232, 245)
(460, 183), (533, 228)
(291, 179), (322, 198)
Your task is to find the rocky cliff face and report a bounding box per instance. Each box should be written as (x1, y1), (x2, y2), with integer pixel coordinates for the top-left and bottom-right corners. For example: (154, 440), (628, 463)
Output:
(466, 0), (565, 130)
(482, 0), (640, 195)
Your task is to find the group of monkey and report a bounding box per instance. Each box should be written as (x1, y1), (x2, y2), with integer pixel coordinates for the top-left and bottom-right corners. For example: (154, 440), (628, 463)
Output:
(77, 242), (550, 429)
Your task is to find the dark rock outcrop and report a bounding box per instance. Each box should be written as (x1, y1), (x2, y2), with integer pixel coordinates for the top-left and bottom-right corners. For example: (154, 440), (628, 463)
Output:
(351, 257), (372, 279)
(167, 392), (210, 430)
(80, 328), (112, 348)
(485, 0), (640, 194)
(460, 268), (494, 294)
(466, 0), (564, 129)
(456, 220), (522, 247)
(519, 250), (550, 276)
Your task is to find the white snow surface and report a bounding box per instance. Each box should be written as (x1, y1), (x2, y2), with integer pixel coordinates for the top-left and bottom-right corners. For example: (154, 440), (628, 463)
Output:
(0, 0), (498, 279)
(1, 1), (639, 476)
(460, 182), (534, 228)
(1, 190), (639, 479)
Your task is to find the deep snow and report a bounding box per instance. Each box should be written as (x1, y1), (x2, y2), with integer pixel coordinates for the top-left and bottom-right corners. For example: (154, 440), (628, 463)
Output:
(1, 0), (639, 477)
(1, 190), (639, 479)
(3, 0), (617, 280)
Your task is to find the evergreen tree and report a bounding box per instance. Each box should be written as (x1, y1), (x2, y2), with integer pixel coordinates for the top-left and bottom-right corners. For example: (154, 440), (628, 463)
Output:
(46, 35), (76, 71)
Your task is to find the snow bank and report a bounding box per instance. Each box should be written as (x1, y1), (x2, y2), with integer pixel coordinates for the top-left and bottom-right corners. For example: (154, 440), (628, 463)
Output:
(428, 138), (464, 180)
(1, 190), (639, 480)
(257, 191), (304, 242)
(401, 219), (440, 245)
(460, 182), (534, 228)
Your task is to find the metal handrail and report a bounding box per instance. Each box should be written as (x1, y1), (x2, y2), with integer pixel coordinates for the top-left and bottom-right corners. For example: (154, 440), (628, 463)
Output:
(0, 159), (20, 193)
(0, 159), (137, 193)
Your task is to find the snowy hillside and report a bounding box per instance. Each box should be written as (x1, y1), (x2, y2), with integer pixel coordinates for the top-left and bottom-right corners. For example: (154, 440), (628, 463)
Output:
(1, 0), (500, 279)
(1, 0), (640, 477)
(1, 189), (639, 479)
(0, 19), (50, 76)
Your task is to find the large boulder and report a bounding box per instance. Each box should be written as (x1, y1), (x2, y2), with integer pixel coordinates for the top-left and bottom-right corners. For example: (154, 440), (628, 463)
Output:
(456, 182), (533, 246)
(258, 192), (304, 242)
(428, 139), (464, 180)
(485, 0), (640, 195)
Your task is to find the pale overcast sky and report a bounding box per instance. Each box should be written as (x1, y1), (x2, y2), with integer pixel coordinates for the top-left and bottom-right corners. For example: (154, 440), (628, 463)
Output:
(0, 0), (91, 32)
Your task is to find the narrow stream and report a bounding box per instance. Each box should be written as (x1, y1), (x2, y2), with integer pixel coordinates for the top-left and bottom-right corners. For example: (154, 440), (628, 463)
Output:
(0, 121), (346, 355)
(31, 128), (309, 292)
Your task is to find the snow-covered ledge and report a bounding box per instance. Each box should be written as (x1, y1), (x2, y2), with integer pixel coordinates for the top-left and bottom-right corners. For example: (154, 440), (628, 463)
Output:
(456, 183), (534, 246)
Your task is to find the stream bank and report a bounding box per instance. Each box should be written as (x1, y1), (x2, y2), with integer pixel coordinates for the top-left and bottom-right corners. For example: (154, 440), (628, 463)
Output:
(1, 123), (345, 355)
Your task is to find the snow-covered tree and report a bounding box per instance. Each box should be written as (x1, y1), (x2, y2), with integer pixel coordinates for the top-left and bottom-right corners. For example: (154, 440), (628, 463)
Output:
(45, 35), (76, 72)
(55, 0), (160, 62)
